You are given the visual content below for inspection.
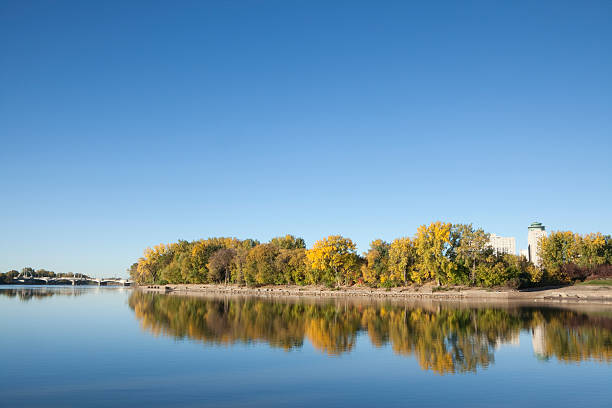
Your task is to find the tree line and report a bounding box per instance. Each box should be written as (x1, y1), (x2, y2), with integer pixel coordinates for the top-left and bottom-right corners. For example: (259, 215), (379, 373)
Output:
(0, 267), (93, 284)
(539, 231), (612, 281)
(129, 222), (612, 288)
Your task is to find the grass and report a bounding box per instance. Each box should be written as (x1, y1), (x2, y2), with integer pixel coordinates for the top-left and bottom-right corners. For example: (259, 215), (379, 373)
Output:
(577, 279), (612, 286)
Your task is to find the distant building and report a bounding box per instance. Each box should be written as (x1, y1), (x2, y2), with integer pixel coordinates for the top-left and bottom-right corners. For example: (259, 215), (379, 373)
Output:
(527, 222), (546, 267)
(489, 234), (516, 255)
(519, 249), (529, 259)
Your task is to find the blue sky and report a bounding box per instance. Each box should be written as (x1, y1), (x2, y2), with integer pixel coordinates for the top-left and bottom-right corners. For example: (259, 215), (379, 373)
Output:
(1, 1), (611, 277)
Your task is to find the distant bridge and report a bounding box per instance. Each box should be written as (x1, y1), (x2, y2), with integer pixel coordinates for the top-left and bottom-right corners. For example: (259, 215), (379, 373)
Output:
(14, 272), (131, 286)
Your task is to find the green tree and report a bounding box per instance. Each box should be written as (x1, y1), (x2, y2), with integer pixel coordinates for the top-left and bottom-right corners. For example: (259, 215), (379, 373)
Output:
(275, 248), (308, 284)
(361, 240), (391, 285)
(230, 248), (249, 284)
(451, 224), (490, 285)
(269, 235), (306, 250)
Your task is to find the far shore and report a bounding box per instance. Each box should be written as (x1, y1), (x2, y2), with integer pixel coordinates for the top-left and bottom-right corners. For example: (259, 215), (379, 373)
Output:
(135, 282), (612, 305)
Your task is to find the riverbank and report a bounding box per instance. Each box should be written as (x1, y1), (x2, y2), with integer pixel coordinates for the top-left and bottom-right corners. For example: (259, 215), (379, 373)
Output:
(136, 283), (612, 304)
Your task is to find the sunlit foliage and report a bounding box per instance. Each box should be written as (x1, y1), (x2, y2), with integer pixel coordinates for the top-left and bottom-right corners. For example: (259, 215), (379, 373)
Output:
(306, 235), (360, 286)
(539, 231), (612, 282)
(414, 222), (455, 284)
(387, 237), (417, 285)
(361, 240), (391, 286)
(126, 224), (611, 288)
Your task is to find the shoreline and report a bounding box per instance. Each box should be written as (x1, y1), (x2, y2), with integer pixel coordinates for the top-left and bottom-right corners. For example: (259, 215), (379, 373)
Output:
(135, 283), (612, 305)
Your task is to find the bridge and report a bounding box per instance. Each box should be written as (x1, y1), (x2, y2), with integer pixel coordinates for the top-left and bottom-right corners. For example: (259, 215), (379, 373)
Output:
(13, 271), (131, 286)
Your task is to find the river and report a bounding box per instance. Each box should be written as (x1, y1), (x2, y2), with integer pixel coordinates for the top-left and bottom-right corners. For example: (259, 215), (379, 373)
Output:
(1, 285), (610, 407)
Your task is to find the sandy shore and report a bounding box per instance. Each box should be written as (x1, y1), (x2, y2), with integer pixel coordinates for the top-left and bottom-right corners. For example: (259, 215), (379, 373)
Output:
(136, 283), (612, 305)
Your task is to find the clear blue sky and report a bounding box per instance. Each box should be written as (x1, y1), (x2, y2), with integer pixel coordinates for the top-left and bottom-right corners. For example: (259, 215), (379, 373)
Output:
(1, 1), (611, 277)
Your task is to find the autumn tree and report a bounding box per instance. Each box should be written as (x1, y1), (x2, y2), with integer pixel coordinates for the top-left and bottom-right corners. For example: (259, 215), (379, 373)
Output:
(269, 235), (306, 250)
(576, 233), (609, 271)
(414, 222), (456, 285)
(157, 240), (193, 284)
(207, 248), (237, 284)
(361, 240), (391, 285)
(388, 237), (418, 285)
(539, 231), (580, 279)
(160, 252), (189, 284)
(275, 248), (309, 284)
(136, 244), (174, 283)
(190, 239), (224, 283)
(306, 235), (359, 286)
(230, 248), (249, 284)
(538, 231), (612, 282)
(245, 244), (280, 285)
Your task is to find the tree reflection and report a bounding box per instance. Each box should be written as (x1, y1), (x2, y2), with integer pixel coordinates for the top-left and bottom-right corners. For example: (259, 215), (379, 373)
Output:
(0, 287), (89, 301)
(128, 292), (612, 374)
(531, 309), (612, 363)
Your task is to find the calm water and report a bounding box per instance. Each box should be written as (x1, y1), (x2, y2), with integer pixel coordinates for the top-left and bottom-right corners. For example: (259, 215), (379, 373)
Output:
(1, 286), (611, 407)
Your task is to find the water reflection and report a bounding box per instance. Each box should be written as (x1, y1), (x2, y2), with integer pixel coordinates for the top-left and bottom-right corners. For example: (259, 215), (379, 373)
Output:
(0, 286), (90, 301)
(128, 292), (612, 374)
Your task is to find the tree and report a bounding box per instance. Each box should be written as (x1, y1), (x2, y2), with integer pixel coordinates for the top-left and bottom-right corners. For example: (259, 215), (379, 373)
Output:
(414, 222), (456, 285)
(128, 263), (139, 281)
(361, 240), (391, 285)
(207, 248), (237, 284)
(577, 233), (608, 271)
(306, 235), (359, 286)
(245, 244), (280, 285)
(539, 231), (580, 279)
(275, 248), (308, 284)
(451, 224), (490, 285)
(35, 269), (55, 278)
(0, 270), (19, 284)
(136, 244), (174, 283)
(230, 248), (249, 284)
(388, 237), (418, 285)
(160, 252), (190, 284)
(269, 235), (306, 250)
(190, 240), (224, 283)
(240, 239), (261, 249)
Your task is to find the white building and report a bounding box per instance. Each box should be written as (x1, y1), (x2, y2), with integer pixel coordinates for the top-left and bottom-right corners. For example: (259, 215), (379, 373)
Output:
(489, 234), (516, 255)
(527, 222), (546, 267)
(519, 249), (529, 259)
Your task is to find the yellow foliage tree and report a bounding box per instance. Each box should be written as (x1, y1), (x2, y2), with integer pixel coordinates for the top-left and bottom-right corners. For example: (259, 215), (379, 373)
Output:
(388, 237), (417, 285)
(137, 243), (173, 283)
(414, 222), (455, 284)
(306, 235), (358, 286)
